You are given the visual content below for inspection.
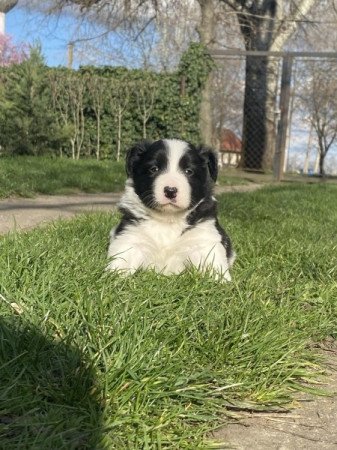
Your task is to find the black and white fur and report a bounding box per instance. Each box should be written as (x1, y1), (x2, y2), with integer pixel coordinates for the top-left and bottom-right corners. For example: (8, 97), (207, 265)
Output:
(107, 139), (235, 281)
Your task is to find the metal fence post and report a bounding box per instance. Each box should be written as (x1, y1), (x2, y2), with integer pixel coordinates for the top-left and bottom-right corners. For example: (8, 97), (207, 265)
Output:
(274, 55), (293, 181)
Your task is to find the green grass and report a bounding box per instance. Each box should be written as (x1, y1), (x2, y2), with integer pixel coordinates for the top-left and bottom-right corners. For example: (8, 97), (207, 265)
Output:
(217, 170), (248, 186)
(0, 157), (126, 198)
(1, 184), (337, 448)
(0, 156), (250, 199)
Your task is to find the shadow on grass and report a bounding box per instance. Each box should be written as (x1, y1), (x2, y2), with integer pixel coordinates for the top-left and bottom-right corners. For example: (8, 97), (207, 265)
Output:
(0, 317), (103, 449)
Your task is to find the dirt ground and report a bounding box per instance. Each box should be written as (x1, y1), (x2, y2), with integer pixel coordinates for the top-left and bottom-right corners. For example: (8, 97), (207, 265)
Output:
(1, 186), (337, 449)
(213, 344), (337, 450)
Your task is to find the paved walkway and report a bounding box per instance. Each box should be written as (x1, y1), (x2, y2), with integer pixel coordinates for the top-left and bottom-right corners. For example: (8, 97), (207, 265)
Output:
(0, 184), (263, 234)
(0, 192), (121, 234)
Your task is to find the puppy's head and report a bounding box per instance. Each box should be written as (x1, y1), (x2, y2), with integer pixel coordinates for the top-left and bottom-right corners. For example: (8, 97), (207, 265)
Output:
(126, 139), (217, 213)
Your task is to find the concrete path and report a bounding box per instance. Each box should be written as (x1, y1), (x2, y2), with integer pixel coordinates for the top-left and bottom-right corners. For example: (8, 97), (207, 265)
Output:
(0, 184), (263, 234)
(0, 192), (121, 234)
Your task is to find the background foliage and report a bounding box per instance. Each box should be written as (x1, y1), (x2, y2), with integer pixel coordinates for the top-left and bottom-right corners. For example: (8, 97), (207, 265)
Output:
(0, 43), (213, 159)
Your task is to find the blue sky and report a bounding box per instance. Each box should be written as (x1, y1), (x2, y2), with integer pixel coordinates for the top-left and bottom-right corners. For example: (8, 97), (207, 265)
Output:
(5, 5), (146, 68)
(6, 7), (76, 67)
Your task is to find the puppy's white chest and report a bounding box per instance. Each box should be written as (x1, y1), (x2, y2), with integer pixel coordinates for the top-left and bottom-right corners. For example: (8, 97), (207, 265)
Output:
(139, 218), (185, 249)
(107, 213), (231, 280)
(131, 218), (188, 272)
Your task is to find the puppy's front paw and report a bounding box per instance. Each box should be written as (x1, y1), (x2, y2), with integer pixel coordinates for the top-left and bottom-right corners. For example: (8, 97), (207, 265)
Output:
(106, 258), (136, 275)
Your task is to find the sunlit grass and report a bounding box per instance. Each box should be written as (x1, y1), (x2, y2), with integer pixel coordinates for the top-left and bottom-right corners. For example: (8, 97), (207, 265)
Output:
(0, 156), (251, 199)
(0, 157), (125, 198)
(1, 184), (337, 448)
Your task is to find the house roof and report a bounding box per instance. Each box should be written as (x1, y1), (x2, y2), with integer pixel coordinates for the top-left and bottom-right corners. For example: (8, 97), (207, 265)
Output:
(219, 129), (242, 154)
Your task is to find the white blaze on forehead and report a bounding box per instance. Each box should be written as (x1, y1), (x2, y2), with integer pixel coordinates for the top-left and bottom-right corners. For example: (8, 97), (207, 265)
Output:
(164, 139), (188, 172)
(153, 139), (191, 212)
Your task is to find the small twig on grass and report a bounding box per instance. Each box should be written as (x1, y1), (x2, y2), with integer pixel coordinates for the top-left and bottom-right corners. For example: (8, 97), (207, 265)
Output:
(0, 292), (24, 315)
(224, 403), (291, 414)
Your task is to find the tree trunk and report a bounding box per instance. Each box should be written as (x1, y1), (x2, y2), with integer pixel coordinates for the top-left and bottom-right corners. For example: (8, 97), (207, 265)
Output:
(303, 124), (313, 174)
(319, 153), (325, 177)
(199, 76), (214, 146)
(76, 106), (85, 160)
(197, 0), (216, 146)
(117, 108), (122, 162)
(70, 138), (75, 160)
(316, 132), (325, 176)
(314, 149), (320, 174)
(96, 113), (100, 160)
(241, 56), (279, 170)
(143, 114), (146, 139)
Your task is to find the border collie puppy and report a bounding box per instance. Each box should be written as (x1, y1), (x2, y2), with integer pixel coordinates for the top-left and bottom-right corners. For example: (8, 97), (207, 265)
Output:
(107, 139), (235, 281)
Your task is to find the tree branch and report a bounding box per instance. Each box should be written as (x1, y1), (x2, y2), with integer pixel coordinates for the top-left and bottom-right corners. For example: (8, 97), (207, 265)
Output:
(270, 0), (318, 50)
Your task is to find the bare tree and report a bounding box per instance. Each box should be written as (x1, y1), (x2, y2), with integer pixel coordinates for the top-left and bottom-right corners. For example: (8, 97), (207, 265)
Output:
(22, 0), (199, 69)
(135, 73), (158, 138)
(211, 58), (244, 147)
(49, 70), (73, 157)
(49, 70), (86, 159)
(303, 123), (314, 175)
(71, 73), (86, 159)
(86, 73), (107, 159)
(108, 77), (131, 161)
(293, 0), (337, 52)
(219, 0), (318, 170)
(301, 61), (337, 176)
(21, 0), (162, 65)
(152, 1), (199, 70)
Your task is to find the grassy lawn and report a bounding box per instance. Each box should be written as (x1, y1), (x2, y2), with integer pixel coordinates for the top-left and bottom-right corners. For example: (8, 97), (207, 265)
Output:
(1, 184), (337, 448)
(0, 157), (126, 198)
(0, 157), (248, 199)
(217, 170), (248, 186)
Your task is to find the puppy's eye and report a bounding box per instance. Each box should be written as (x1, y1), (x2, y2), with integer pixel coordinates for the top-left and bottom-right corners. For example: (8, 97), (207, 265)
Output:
(149, 165), (159, 174)
(184, 168), (194, 176)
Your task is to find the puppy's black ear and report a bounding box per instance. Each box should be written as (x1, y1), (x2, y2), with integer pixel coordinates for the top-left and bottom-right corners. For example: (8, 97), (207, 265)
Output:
(126, 140), (152, 177)
(199, 146), (218, 182)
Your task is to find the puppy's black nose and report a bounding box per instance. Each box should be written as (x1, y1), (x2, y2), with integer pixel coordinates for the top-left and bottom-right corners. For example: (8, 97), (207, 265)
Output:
(164, 186), (178, 199)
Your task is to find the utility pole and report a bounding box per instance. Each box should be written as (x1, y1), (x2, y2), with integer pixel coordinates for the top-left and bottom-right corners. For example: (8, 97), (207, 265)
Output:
(274, 55), (293, 182)
(0, 12), (4, 34)
(0, 0), (18, 34)
(67, 41), (74, 69)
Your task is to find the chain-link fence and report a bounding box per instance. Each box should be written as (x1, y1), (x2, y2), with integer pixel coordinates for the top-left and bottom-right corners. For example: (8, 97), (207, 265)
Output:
(211, 50), (337, 181)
